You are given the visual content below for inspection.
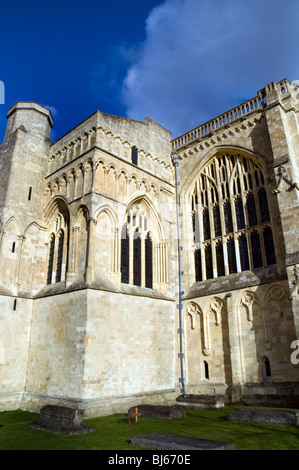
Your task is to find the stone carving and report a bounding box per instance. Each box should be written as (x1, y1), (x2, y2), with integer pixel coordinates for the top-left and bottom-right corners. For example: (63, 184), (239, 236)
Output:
(185, 302), (200, 329)
(208, 298), (223, 326)
(266, 285), (290, 316)
(240, 292), (256, 322)
(273, 164), (299, 194)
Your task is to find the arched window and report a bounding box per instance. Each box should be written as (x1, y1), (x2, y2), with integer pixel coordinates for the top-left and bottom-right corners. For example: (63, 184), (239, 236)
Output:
(190, 153), (275, 282)
(44, 202), (69, 286)
(47, 234), (55, 285)
(264, 357), (271, 377)
(131, 146), (138, 166)
(120, 203), (164, 289)
(204, 361), (209, 379)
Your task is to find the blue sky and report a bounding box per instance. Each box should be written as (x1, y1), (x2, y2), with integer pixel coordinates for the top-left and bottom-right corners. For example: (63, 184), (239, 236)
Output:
(0, 0), (299, 142)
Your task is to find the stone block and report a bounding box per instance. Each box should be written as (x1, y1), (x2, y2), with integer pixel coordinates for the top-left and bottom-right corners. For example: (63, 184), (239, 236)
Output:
(227, 408), (299, 426)
(127, 404), (186, 420)
(28, 405), (95, 435)
(131, 432), (235, 450)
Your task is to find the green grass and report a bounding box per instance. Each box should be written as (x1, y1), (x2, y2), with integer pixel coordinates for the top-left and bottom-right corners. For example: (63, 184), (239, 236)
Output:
(0, 406), (298, 450)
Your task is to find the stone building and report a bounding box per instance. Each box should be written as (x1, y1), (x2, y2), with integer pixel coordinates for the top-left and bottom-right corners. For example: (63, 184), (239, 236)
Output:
(0, 78), (298, 416)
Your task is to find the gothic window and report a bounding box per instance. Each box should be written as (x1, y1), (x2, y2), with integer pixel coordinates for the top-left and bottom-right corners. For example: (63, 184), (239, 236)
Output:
(204, 361), (209, 379)
(121, 202), (165, 290)
(190, 153), (275, 282)
(264, 357), (271, 377)
(131, 146), (138, 166)
(47, 234), (55, 285)
(55, 230), (64, 282)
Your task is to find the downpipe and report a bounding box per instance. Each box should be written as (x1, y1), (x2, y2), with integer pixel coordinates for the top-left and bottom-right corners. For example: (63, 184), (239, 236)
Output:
(171, 152), (186, 396)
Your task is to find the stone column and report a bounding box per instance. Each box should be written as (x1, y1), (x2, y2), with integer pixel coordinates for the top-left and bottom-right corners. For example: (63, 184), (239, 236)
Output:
(225, 292), (243, 402)
(85, 217), (97, 284)
(263, 81), (299, 339)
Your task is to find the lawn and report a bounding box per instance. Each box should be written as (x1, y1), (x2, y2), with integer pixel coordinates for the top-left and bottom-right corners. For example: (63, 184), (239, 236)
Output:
(0, 405), (298, 450)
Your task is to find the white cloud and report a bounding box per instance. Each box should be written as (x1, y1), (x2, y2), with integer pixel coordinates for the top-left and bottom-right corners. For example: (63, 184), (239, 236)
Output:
(121, 0), (299, 137)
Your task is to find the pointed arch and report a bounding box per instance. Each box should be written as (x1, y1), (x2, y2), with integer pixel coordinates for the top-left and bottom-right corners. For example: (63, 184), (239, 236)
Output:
(43, 196), (70, 285)
(120, 195), (167, 290)
(3, 216), (21, 234)
(185, 149), (276, 283)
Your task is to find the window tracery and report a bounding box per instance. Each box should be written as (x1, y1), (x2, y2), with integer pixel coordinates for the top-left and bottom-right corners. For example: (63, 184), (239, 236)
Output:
(121, 202), (164, 290)
(191, 153), (276, 282)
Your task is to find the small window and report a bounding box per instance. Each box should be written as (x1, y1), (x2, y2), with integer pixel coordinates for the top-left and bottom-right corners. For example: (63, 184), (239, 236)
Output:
(28, 186), (32, 201)
(131, 146), (138, 166)
(13, 299), (17, 311)
(12, 242), (15, 253)
(264, 357), (271, 377)
(204, 361), (209, 379)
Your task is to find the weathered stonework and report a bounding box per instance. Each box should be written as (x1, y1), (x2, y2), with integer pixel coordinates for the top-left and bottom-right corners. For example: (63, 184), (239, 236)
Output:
(0, 79), (298, 416)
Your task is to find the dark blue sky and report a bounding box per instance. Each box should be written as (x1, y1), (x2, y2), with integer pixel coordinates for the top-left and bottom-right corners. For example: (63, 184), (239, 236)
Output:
(1, 0), (299, 142)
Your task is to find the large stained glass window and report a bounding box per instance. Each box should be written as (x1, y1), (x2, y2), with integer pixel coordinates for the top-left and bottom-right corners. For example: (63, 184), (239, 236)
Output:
(190, 153), (275, 282)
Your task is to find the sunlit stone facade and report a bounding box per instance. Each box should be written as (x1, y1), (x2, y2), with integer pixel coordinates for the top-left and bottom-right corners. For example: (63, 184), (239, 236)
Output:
(0, 79), (298, 416)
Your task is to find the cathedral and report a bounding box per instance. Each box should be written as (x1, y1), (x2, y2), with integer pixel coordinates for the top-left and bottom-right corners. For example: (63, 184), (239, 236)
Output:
(0, 78), (298, 417)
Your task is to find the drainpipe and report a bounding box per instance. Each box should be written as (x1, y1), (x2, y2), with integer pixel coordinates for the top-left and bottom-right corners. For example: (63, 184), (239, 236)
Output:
(171, 152), (185, 396)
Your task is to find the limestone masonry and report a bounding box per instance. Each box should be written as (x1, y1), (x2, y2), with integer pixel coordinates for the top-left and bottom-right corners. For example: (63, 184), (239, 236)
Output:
(0, 78), (299, 416)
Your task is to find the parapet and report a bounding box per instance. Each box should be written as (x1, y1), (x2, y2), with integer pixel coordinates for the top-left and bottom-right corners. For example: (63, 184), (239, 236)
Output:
(5, 102), (53, 141)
